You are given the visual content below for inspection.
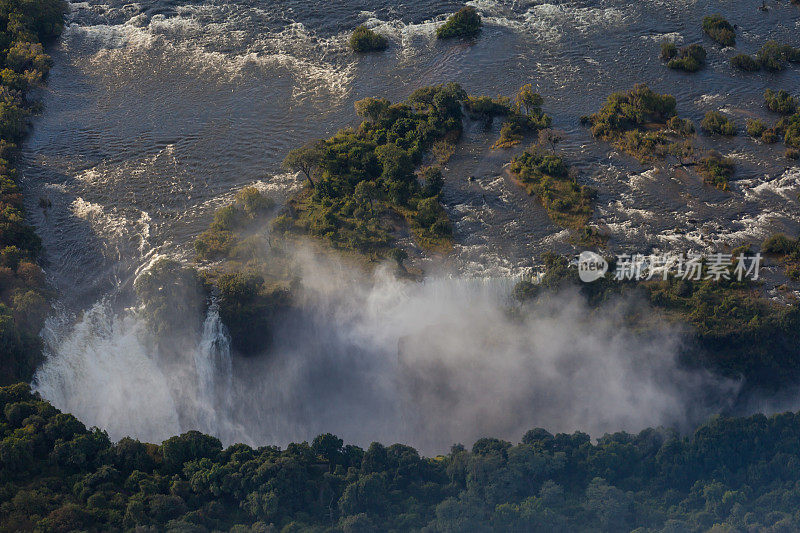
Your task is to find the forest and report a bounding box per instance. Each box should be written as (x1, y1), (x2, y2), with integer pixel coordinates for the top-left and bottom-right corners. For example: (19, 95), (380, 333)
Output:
(0, 0), (66, 385)
(5, 382), (800, 532)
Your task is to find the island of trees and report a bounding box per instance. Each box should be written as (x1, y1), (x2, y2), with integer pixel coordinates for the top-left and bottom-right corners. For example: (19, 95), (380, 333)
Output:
(661, 42), (707, 73)
(349, 26), (388, 53)
(436, 6), (482, 39)
(702, 15), (735, 47)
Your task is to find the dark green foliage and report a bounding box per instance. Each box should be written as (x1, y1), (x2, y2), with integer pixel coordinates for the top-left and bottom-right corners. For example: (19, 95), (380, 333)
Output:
(763, 234), (800, 280)
(8, 382), (800, 531)
(587, 84), (688, 161)
(492, 84), (553, 148)
(588, 84), (677, 139)
(762, 233), (798, 255)
(283, 83), (468, 256)
(765, 89), (798, 115)
(436, 6), (481, 39)
(0, 0), (67, 385)
(730, 53), (760, 71)
(666, 43), (707, 72)
(779, 113), (800, 148)
(349, 26), (388, 52)
(700, 111), (736, 135)
(660, 40), (677, 60)
(509, 147), (594, 231)
(696, 151), (734, 190)
(517, 255), (800, 387)
(702, 15), (735, 46)
(756, 41), (800, 71)
(667, 116), (694, 135)
(746, 118), (767, 138)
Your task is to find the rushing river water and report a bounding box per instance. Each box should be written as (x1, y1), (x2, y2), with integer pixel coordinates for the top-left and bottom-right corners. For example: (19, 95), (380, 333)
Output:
(17, 0), (800, 451)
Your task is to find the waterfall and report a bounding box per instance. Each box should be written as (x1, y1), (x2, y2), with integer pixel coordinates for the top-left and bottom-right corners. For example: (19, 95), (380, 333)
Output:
(193, 301), (233, 435)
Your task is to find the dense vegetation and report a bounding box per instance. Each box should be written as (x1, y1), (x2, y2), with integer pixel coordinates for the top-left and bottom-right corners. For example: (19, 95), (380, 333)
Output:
(700, 111), (737, 136)
(435, 6), (481, 39)
(508, 147), (599, 244)
(733, 41), (800, 72)
(729, 53), (760, 72)
(764, 89), (797, 115)
(9, 370), (800, 532)
(0, 0), (66, 385)
(279, 85), (467, 259)
(762, 233), (800, 280)
(584, 84), (696, 162)
(661, 42), (707, 73)
(348, 26), (387, 53)
(702, 15), (735, 47)
(696, 152), (734, 191)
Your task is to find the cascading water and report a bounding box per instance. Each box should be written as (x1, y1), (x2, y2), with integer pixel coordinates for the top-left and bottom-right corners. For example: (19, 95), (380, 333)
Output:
(193, 301), (234, 435)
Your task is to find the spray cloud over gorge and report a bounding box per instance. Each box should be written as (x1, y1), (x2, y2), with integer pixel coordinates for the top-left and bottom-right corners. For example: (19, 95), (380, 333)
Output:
(33, 245), (737, 453)
(17, 0), (799, 453)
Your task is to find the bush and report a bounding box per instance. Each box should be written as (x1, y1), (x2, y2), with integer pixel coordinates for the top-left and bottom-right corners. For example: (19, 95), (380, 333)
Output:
(666, 44), (707, 72)
(588, 84), (677, 139)
(762, 234), (797, 255)
(667, 116), (695, 135)
(731, 53), (760, 71)
(508, 147), (593, 230)
(784, 114), (800, 149)
(787, 148), (799, 160)
(349, 26), (388, 52)
(746, 119), (767, 138)
(761, 127), (781, 144)
(436, 6), (482, 39)
(660, 41), (677, 60)
(756, 41), (800, 71)
(701, 111), (737, 135)
(702, 15), (736, 46)
(765, 89), (798, 115)
(697, 151), (734, 190)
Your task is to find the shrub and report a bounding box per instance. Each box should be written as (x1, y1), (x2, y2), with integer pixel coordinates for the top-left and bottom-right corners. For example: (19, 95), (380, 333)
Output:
(697, 152), (734, 190)
(666, 44), (707, 72)
(746, 119), (767, 138)
(349, 26), (388, 52)
(509, 147), (593, 230)
(784, 114), (800, 148)
(761, 127), (781, 144)
(660, 41), (677, 60)
(588, 84), (677, 139)
(787, 148), (800, 160)
(667, 116), (695, 135)
(702, 15), (735, 46)
(436, 6), (482, 39)
(419, 166), (444, 197)
(756, 41), (800, 71)
(762, 234), (797, 255)
(701, 111), (736, 135)
(765, 89), (798, 115)
(731, 54), (760, 71)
